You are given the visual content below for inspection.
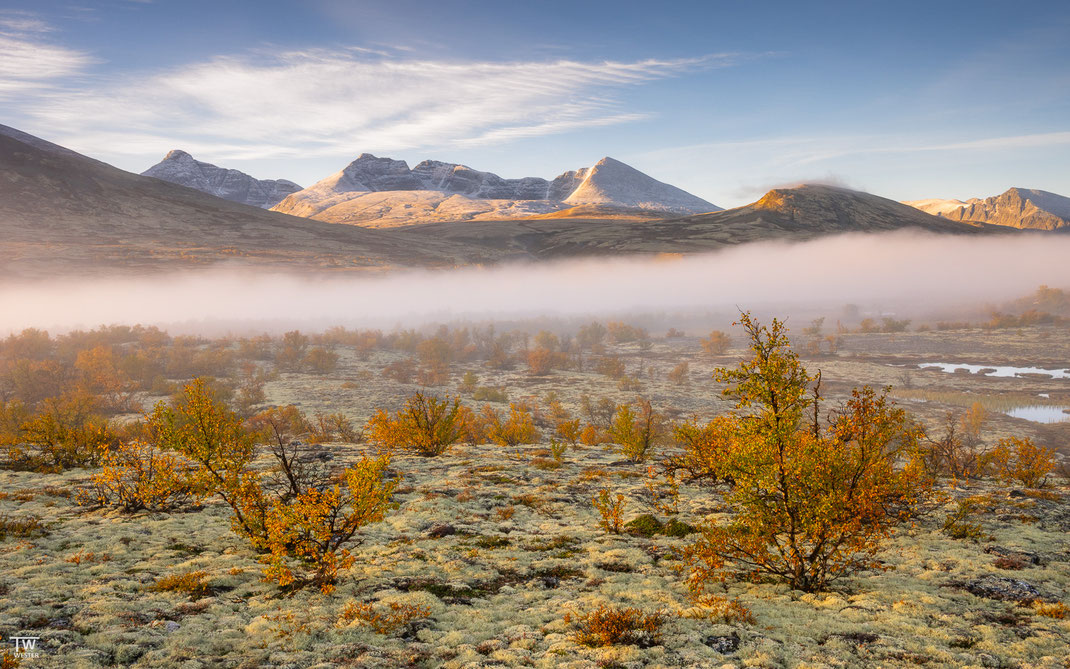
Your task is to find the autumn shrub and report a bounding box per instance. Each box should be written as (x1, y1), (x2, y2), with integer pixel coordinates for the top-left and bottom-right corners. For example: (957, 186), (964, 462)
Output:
(8, 392), (117, 471)
(700, 330), (731, 356)
(986, 437), (1055, 488)
(555, 418), (581, 445)
(564, 604), (665, 647)
(666, 416), (735, 483)
(148, 570), (212, 599)
(155, 379), (397, 592)
(667, 361), (689, 385)
(922, 404), (989, 482)
(606, 398), (666, 462)
(338, 601), (432, 635)
(681, 313), (933, 593)
(260, 457), (396, 591)
(304, 347), (339, 374)
(366, 392), (469, 456)
(0, 514), (46, 540)
(472, 386), (508, 402)
(480, 402), (539, 447)
(382, 358), (417, 384)
(682, 594), (755, 624)
(76, 440), (197, 512)
(593, 488), (626, 534)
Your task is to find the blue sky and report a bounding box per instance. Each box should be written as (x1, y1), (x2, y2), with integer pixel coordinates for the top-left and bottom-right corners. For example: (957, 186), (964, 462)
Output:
(1, 0), (1067, 207)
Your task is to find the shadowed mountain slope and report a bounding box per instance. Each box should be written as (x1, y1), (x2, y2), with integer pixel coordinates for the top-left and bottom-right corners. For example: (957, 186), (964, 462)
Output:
(0, 126), (471, 278)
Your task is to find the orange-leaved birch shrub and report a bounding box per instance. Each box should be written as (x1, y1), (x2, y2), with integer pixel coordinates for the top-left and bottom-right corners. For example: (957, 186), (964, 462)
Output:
(77, 439), (197, 512)
(986, 437), (1055, 488)
(366, 391), (470, 456)
(666, 416), (735, 484)
(593, 488), (626, 534)
(480, 402), (539, 447)
(606, 398), (666, 462)
(681, 313), (933, 593)
(12, 391), (117, 471)
(155, 379), (397, 592)
(261, 456), (396, 592)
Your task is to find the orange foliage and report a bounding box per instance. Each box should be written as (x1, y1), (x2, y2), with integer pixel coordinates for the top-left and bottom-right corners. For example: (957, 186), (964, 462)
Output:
(682, 313), (933, 593)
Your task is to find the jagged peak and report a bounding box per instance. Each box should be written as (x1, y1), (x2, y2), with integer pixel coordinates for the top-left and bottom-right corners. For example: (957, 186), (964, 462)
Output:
(164, 149), (194, 161)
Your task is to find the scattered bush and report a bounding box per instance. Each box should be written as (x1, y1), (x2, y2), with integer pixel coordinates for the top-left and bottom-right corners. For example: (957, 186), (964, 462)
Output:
(700, 330), (731, 356)
(156, 379), (398, 592)
(607, 398), (666, 462)
(366, 392), (469, 457)
(148, 570), (212, 599)
(338, 601), (432, 635)
(593, 488), (626, 534)
(682, 313), (933, 593)
(683, 594), (755, 624)
(564, 604), (665, 647)
(667, 361), (689, 385)
(986, 437), (1055, 488)
(480, 403), (539, 447)
(0, 514), (45, 540)
(472, 386), (508, 403)
(76, 439), (197, 512)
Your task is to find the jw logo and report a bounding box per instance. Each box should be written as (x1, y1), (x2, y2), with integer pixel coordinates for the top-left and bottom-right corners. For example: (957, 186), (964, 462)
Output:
(10, 635), (41, 658)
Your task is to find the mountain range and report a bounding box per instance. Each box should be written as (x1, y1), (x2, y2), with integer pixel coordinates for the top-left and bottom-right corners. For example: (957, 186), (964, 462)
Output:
(142, 150), (302, 209)
(143, 150), (721, 226)
(0, 124), (1028, 278)
(905, 188), (1070, 231)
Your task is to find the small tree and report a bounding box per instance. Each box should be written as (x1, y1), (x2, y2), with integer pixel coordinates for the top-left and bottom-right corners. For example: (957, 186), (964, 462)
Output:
(986, 437), (1055, 488)
(480, 402), (539, 447)
(366, 392), (469, 457)
(154, 379), (396, 592)
(682, 313), (932, 593)
(607, 398), (666, 462)
(700, 330), (731, 356)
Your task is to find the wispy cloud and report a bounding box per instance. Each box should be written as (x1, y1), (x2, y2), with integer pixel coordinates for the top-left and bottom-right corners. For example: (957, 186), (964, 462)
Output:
(19, 50), (728, 161)
(0, 14), (94, 98)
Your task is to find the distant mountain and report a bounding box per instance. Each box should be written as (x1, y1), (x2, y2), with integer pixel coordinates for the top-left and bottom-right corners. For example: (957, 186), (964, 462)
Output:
(395, 184), (1008, 257)
(0, 126), (1019, 278)
(0, 126), (464, 278)
(906, 188), (1070, 231)
(142, 150), (302, 209)
(271, 154), (720, 226)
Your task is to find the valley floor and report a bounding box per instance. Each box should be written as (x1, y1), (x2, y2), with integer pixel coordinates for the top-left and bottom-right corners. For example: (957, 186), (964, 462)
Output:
(1, 441), (1068, 668)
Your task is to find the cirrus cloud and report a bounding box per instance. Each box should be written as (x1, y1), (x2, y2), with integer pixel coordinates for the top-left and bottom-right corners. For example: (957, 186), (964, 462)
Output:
(20, 50), (731, 161)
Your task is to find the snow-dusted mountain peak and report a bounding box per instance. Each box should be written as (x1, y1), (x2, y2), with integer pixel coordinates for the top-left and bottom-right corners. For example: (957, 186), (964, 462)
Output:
(142, 151), (301, 209)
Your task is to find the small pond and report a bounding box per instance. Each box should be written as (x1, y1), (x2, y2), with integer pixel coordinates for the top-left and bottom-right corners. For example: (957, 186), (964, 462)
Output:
(918, 363), (1070, 379)
(1004, 405), (1070, 424)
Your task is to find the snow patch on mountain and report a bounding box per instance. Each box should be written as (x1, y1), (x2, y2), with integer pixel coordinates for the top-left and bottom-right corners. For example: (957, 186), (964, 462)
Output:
(142, 150), (302, 209)
(273, 154), (720, 225)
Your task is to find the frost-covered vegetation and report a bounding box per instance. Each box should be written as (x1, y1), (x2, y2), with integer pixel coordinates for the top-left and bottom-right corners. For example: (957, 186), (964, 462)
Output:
(0, 311), (1068, 667)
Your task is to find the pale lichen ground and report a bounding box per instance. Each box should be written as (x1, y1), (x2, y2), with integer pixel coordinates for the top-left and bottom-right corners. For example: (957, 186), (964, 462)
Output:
(1, 440), (1068, 668)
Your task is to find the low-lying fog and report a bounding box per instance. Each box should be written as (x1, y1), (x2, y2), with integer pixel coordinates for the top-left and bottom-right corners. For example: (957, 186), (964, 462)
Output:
(2, 230), (1068, 335)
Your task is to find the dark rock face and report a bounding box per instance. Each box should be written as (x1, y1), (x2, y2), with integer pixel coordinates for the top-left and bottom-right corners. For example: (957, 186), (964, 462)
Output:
(964, 575), (1052, 603)
(427, 523), (456, 538)
(142, 150), (301, 209)
(704, 633), (740, 653)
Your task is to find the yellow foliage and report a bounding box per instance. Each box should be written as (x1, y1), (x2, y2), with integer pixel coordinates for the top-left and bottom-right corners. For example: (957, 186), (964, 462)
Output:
(564, 604), (665, 647)
(338, 601), (431, 635)
(77, 439), (197, 512)
(365, 392), (469, 456)
(480, 402), (539, 447)
(986, 437), (1055, 488)
(682, 313), (934, 593)
(593, 488), (626, 534)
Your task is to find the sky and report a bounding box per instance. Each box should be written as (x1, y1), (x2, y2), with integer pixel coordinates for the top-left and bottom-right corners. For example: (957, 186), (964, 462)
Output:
(0, 0), (1068, 207)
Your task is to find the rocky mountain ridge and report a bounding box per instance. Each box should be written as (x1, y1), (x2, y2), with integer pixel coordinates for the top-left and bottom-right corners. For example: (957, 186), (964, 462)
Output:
(906, 188), (1070, 231)
(142, 150), (302, 209)
(270, 154), (721, 226)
